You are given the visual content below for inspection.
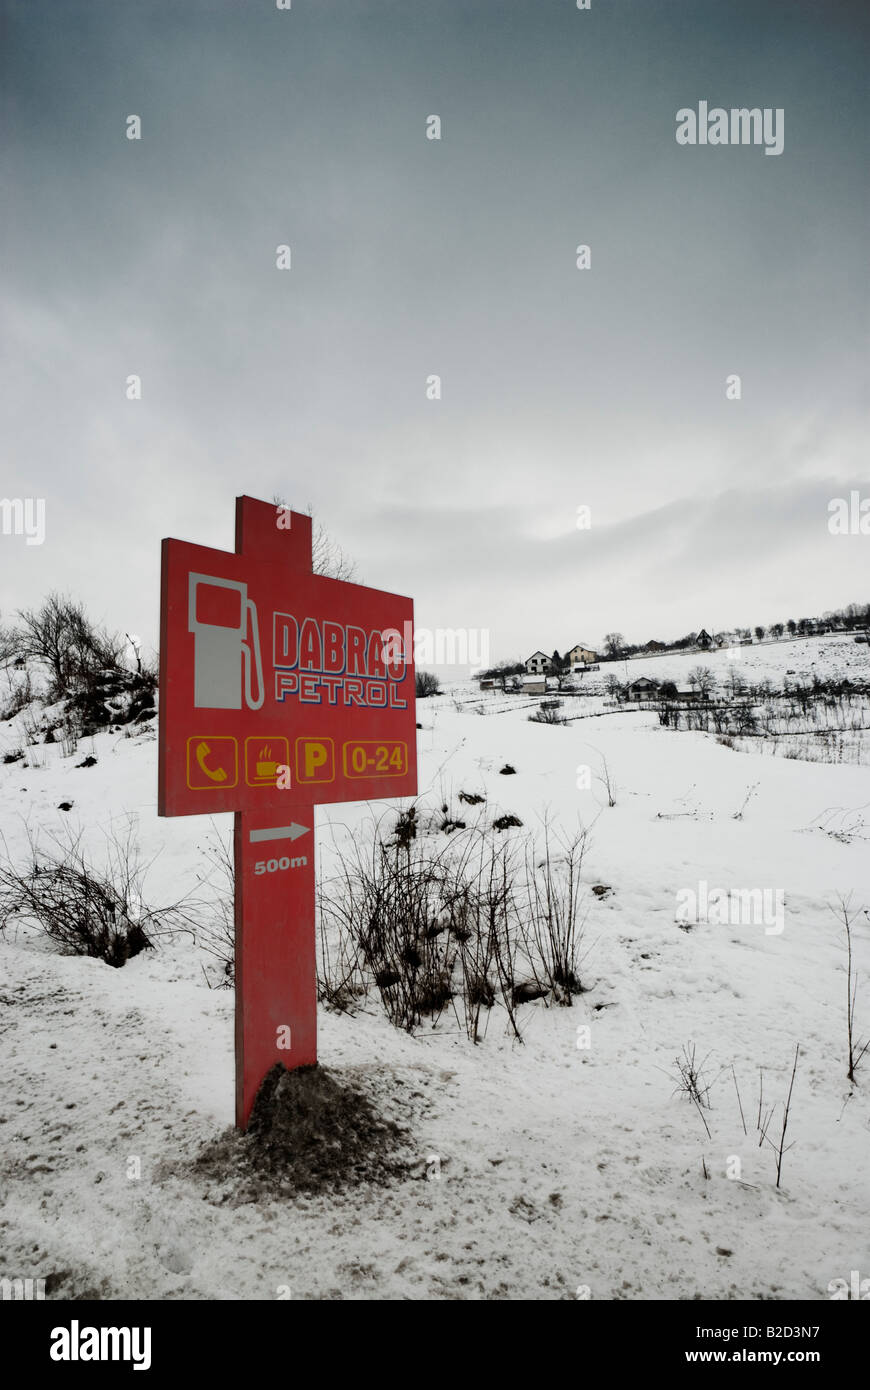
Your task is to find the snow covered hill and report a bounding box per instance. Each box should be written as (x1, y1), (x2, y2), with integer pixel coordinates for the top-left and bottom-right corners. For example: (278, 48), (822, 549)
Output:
(595, 631), (869, 689)
(1, 634), (869, 1300)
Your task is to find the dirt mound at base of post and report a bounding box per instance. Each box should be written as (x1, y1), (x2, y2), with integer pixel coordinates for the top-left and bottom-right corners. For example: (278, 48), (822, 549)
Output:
(192, 1064), (417, 1202)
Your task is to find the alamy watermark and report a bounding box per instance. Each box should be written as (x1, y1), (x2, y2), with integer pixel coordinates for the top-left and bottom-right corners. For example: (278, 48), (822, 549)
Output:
(50, 1321), (151, 1370)
(828, 1270), (870, 1300)
(675, 880), (785, 936)
(0, 497), (45, 546)
(381, 622), (490, 672)
(676, 103), (784, 157)
(1, 1276), (45, 1300)
(828, 491), (870, 535)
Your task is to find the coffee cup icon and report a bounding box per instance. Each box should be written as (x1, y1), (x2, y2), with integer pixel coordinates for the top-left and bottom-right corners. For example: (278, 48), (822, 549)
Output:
(255, 744), (277, 779)
(244, 737), (289, 787)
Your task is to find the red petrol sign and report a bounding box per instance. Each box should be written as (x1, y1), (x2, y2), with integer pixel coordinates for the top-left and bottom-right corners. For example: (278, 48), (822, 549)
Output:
(158, 495), (418, 1127)
(159, 498), (416, 814)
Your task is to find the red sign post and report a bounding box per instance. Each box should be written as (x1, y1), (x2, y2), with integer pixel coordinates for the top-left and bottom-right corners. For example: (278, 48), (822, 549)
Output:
(158, 496), (417, 1127)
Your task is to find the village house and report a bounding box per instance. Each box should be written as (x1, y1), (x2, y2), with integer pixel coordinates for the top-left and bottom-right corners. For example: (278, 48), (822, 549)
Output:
(524, 651), (553, 675)
(644, 639), (666, 652)
(566, 642), (597, 668)
(626, 676), (658, 699)
(522, 674), (548, 695)
(696, 629), (714, 650)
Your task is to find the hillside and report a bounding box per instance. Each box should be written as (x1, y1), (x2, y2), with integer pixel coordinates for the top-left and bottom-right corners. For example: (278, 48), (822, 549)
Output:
(1, 635), (869, 1300)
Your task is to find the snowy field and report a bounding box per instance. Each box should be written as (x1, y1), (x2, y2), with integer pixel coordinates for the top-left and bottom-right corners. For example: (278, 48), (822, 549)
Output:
(465, 632), (870, 767)
(1, 633), (869, 1300)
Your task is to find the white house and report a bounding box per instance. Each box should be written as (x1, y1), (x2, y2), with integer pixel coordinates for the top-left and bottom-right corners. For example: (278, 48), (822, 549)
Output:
(627, 676), (657, 698)
(524, 651), (552, 675)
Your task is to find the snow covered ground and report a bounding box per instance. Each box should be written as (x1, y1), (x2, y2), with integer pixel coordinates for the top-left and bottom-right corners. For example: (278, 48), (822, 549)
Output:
(1, 633), (869, 1300)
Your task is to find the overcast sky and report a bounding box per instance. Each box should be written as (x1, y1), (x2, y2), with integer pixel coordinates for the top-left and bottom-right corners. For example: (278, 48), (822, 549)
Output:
(2, 0), (868, 665)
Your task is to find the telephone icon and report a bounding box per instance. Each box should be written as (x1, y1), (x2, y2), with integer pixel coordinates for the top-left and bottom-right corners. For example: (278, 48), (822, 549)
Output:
(196, 741), (227, 782)
(186, 735), (238, 791)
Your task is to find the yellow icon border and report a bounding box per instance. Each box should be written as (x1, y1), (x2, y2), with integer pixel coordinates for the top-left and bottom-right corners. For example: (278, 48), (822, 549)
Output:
(342, 739), (408, 779)
(243, 735), (291, 788)
(294, 736), (336, 784)
(186, 735), (239, 791)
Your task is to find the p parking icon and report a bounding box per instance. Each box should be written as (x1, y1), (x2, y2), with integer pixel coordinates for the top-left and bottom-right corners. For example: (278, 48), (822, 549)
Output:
(295, 737), (335, 784)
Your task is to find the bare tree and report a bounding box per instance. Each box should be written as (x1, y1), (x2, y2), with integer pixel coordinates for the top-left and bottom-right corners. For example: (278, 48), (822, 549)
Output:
(492, 660), (523, 692)
(688, 665), (716, 700)
(273, 497), (359, 581)
(724, 668), (746, 700)
(312, 519), (358, 582)
(0, 618), (19, 666)
(603, 632), (624, 659)
(15, 593), (123, 696)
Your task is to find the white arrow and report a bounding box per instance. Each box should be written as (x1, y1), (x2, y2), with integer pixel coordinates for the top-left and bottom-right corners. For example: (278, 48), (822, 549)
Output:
(249, 823), (310, 844)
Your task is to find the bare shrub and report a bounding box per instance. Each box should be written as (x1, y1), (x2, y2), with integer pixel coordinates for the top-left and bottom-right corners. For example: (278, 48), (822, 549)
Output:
(59, 712), (82, 758)
(0, 668), (34, 721)
(19, 706), (43, 748)
(519, 822), (588, 1003)
(670, 1042), (715, 1138)
(318, 824), (462, 1033)
(453, 836), (522, 1043)
(596, 755), (616, 808)
(415, 670), (440, 698)
(834, 896), (870, 1083)
(757, 1045), (800, 1189)
(319, 813), (592, 1044)
(192, 825), (237, 987)
(0, 822), (183, 967)
(528, 703), (567, 725)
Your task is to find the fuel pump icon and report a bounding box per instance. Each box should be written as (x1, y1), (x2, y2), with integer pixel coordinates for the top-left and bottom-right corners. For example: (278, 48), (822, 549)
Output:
(188, 573), (264, 710)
